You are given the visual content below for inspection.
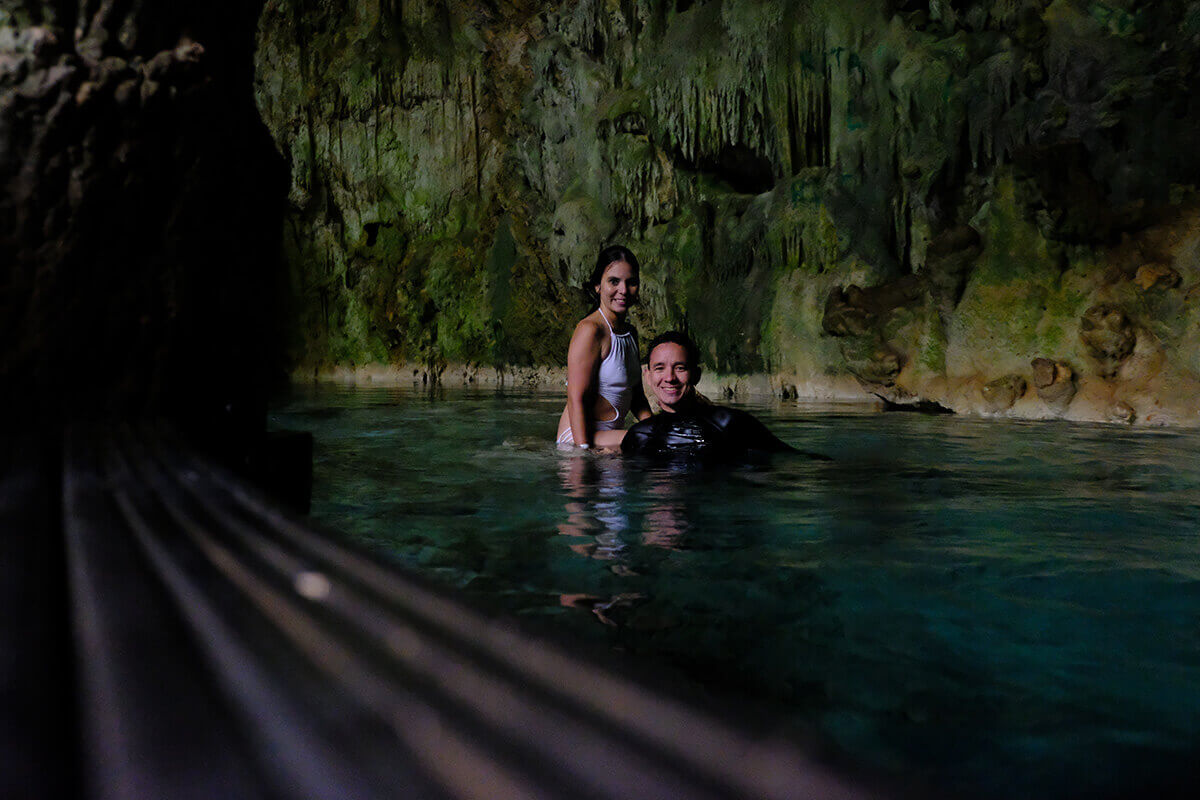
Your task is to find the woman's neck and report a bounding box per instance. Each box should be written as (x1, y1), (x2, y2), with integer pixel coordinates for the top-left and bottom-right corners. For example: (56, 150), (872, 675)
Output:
(597, 306), (625, 329)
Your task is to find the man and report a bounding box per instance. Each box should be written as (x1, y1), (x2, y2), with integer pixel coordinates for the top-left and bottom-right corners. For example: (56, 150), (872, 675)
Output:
(622, 331), (821, 461)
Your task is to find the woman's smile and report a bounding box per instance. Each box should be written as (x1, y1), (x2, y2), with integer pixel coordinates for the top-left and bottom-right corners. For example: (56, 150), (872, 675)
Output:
(597, 260), (639, 316)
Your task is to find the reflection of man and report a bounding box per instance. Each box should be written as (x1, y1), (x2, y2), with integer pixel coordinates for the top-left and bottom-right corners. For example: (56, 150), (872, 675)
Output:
(623, 331), (816, 461)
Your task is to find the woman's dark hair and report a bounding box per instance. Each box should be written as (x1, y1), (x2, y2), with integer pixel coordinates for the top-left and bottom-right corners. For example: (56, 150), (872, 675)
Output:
(585, 244), (640, 303)
(643, 330), (701, 369)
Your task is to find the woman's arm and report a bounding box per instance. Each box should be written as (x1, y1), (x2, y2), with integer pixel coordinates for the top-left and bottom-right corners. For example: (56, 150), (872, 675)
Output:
(566, 321), (603, 446)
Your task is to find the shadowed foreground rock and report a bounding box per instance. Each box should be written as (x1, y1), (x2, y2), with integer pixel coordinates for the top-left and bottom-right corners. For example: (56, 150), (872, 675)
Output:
(2, 0), (286, 452)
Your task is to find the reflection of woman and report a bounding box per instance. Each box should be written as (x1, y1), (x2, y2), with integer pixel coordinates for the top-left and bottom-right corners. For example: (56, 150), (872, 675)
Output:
(555, 245), (651, 448)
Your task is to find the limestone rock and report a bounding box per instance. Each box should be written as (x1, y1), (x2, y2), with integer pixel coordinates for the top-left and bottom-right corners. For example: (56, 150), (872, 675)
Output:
(1134, 263), (1181, 291)
(840, 339), (902, 386)
(924, 224), (982, 312)
(1030, 357), (1076, 412)
(872, 390), (954, 415)
(981, 375), (1027, 413)
(1108, 401), (1136, 424)
(1134, 263), (1180, 291)
(1079, 304), (1136, 378)
(822, 288), (872, 336)
(822, 276), (923, 337)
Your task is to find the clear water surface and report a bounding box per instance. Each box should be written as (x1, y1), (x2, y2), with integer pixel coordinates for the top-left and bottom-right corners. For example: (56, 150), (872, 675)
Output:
(271, 384), (1200, 799)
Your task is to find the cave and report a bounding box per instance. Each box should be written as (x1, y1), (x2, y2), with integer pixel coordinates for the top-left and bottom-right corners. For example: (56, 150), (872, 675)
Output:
(8, 1), (1200, 796)
(6, 0), (1200, 435)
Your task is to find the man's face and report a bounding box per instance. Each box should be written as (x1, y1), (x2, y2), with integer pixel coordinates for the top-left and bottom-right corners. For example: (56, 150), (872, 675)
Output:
(646, 342), (696, 412)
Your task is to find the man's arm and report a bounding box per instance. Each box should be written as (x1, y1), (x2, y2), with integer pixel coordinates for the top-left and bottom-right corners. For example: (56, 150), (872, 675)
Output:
(723, 408), (795, 452)
(620, 419), (655, 456)
(708, 407), (831, 459)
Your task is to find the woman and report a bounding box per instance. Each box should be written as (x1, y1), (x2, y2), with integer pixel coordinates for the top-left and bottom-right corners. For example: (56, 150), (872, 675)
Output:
(556, 245), (652, 448)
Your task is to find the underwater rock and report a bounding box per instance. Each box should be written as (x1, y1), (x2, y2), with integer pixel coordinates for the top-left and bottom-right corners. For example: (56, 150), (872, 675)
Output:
(1080, 304), (1137, 379)
(1134, 263), (1181, 291)
(981, 375), (1027, 413)
(1030, 357), (1076, 412)
(871, 392), (953, 415)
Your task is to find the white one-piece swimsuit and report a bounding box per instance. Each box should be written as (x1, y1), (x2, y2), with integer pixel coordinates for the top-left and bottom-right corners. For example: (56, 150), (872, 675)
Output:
(557, 313), (639, 444)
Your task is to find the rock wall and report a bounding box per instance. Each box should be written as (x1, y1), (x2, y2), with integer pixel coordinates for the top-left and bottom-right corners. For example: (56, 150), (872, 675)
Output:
(2, 1), (286, 442)
(257, 0), (1200, 423)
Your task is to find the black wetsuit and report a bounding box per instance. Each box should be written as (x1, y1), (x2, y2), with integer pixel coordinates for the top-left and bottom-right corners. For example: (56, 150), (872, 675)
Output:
(621, 403), (795, 462)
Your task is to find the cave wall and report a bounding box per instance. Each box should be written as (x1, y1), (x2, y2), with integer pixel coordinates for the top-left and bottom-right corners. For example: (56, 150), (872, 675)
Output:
(2, 0), (286, 440)
(257, 0), (1200, 421)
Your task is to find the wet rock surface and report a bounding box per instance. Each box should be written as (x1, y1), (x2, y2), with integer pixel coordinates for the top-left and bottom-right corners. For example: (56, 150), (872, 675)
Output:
(1135, 263), (1182, 291)
(981, 375), (1027, 413)
(1031, 357), (1076, 413)
(840, 338), (903, 386)
(924, 225), (982, 315)
(1108, 401), (1136, 425)
(822, 276), (923, 338)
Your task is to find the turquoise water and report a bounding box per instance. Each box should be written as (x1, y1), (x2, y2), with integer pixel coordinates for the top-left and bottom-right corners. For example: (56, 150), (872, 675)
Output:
(271, 385), (1200, 798)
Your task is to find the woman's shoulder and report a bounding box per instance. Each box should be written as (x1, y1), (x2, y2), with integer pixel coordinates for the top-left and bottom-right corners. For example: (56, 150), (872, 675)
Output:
(568, 314), (607, 350)
(572, 312), (607, 337)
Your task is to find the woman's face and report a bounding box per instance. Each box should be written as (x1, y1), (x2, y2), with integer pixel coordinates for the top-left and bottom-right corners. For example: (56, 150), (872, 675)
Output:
(595, 260), (639, 315)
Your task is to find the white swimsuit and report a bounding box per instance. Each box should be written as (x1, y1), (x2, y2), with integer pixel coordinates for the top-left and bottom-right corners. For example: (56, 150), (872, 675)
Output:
(557, 313), (639, 444)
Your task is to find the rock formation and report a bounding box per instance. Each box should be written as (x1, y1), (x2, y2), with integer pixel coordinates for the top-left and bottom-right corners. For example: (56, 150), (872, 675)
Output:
(8, 1), (1200, 426)
(247, 0), (1200, 424)
(1031, 357), (1076, 413)
(2, 0), (286, 445)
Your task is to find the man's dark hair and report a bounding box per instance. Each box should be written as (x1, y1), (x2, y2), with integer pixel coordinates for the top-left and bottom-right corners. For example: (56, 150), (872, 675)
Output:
(585, 244), (640, 304)
(644, 330), (701, 369)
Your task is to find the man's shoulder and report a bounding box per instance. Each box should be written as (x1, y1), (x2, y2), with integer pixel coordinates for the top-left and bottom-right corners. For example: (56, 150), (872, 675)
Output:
(699, 404), (793, 451)
(697, 403), (744, 427)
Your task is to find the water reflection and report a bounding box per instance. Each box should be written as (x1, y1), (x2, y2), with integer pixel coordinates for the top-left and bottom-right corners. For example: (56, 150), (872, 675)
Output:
(556, 455), (696, 559)
(556, 455), (645, 625)
(553, 452), (839, 713)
